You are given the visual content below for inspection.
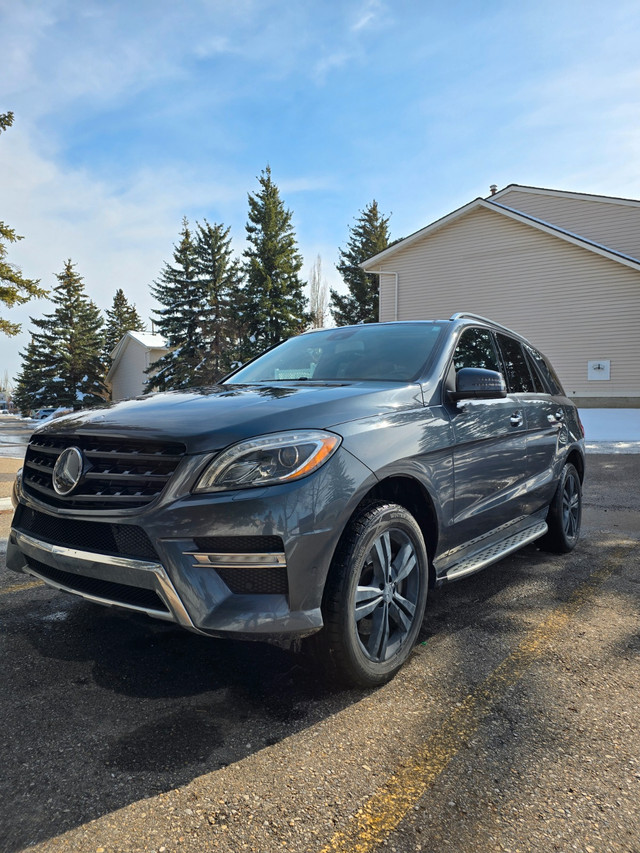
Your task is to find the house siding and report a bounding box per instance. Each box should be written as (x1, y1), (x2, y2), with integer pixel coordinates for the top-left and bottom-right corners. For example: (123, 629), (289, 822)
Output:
(377, 206), (640, 401)
(110, 341), (148, 401)
(110, 343), (165, 401)
(494, 189), (640, 262)
(378, 271), (397, 320)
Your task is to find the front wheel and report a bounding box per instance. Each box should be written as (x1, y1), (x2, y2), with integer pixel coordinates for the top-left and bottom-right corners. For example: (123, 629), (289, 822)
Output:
(541, 462), (582, 553)
(316, 502), (429, 687)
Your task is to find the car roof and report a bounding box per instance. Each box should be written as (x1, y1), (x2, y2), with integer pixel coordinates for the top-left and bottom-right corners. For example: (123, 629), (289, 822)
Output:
(302, 314), (533, 347)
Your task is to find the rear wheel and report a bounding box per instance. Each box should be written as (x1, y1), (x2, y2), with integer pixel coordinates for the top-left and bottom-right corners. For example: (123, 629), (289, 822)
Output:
(317, 501), (429, 687)
(541, 462), (582, 553)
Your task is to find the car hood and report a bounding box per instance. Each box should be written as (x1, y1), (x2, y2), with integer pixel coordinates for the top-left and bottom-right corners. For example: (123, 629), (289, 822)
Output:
(34, 382), (424, 453)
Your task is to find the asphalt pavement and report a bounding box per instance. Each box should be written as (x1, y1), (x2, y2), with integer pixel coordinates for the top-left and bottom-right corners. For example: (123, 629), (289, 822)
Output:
(0, 449), (639, 853)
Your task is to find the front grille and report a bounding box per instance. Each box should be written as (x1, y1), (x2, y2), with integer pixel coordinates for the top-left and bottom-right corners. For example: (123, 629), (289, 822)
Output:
(25, 557), (169, 613)
(23, 434), (186, 511)
(215, 566), (288, 595)
(13, 505), (158, 560)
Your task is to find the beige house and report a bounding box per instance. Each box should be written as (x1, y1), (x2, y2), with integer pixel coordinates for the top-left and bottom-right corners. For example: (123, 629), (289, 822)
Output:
(361, 184), (640, 406)
(106, 330), (169, 402)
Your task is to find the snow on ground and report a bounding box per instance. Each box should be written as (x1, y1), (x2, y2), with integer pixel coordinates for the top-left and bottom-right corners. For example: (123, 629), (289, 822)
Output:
(580, 408), (640, 454)
(579, 409), (640, 440)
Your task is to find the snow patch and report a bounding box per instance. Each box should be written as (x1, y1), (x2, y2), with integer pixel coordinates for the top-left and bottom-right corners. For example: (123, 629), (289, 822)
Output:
(578, 408), (640, 441)
(42, 611), (70, 622)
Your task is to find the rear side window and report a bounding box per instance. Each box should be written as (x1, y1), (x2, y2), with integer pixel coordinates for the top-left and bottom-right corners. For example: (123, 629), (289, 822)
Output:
(522, 349), (546, 393)
(453, 329), (500, 372)
(524, 345), (565, 395)
(496, 334), (535, 393)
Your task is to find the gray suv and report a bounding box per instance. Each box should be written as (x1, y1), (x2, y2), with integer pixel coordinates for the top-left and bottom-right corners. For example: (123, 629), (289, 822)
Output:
(7, 314), (585, 686)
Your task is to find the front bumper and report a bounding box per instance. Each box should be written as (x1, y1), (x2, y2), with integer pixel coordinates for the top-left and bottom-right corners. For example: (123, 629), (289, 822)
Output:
(7, 447), (375, 639)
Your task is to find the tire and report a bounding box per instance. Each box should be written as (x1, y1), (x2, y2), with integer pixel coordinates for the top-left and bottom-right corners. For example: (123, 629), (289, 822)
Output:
(541, 462), (582, 553)
(316, 501), (429, 687)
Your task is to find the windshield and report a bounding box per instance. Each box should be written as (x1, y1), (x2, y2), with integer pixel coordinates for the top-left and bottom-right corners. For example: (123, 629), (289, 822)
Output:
(225, 323), (444, 384)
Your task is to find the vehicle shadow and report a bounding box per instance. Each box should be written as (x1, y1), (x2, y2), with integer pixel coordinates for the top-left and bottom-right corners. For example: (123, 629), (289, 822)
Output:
(2, 527), (636, 853)
(0, 543), (522, 853)
(0, 588), (367, 853)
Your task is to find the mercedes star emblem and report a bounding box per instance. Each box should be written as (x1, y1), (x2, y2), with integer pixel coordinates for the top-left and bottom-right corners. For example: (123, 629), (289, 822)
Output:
(52, 446), (84, 495)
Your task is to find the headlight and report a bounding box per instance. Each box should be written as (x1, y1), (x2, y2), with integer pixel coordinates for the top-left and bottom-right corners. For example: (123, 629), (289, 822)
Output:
(194, 430), (342, 492)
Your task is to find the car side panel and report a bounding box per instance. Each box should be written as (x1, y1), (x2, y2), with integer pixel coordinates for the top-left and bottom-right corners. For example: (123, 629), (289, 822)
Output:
(517, 392), (567, 514)
(448, 395), (529, 538)
(335, 404), (457, 550)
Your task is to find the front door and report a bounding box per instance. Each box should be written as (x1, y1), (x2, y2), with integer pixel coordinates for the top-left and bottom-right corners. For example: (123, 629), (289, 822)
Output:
(448, 328), (528, 542)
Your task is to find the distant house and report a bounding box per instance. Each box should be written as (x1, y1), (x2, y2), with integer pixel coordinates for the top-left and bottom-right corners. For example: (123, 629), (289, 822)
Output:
(106, 331), (170, 402)
(361, 184), (640, 406)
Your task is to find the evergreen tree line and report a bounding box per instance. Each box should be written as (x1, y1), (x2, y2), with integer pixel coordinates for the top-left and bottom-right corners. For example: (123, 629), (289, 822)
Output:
(12, 165), (391, 413)
(13, 267), (145, 414)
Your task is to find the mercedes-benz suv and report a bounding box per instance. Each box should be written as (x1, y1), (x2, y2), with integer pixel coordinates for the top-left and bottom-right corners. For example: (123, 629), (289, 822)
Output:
(7, 313), (585, 686)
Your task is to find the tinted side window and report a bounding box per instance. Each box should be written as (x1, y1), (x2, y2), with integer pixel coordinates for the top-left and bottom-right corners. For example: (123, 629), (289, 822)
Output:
(524, 345), (565, 395)
(453, 329), (500, 372)
(496, 334), (535, 393)
(523, 348), (546, 393)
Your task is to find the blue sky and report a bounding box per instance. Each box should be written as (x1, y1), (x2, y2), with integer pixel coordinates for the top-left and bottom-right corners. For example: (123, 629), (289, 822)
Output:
(2, 0), (640, 383)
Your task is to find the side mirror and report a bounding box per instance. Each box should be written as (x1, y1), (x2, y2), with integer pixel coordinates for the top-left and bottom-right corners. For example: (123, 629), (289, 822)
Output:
(450, 367), (507, 401)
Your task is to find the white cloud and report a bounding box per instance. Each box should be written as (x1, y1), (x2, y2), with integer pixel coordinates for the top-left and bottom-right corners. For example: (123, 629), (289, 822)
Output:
(351, 0), (385, 32)
(312, 0), (388, 82)
(0, 119), (343, 382)
(0, 123), (256, 382)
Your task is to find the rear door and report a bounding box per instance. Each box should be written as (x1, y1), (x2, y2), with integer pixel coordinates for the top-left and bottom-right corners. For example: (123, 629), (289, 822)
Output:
(495, 333), (563, 514)
(448, 327), (529, 540)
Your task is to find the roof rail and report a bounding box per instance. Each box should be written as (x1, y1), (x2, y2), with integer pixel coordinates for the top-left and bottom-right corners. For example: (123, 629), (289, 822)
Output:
(449, 312), (522, 339)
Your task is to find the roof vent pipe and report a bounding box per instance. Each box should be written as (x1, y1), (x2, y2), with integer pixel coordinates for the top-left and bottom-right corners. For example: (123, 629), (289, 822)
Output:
(489, 184), (498, 196)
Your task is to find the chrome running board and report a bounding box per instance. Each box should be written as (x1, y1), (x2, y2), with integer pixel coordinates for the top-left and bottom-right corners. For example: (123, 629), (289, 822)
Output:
(445, 521), (548, 582)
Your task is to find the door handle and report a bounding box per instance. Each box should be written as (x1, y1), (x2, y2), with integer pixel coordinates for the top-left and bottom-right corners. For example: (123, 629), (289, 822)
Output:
(547, 410), (565, 424)
(510, 411), (523, 428)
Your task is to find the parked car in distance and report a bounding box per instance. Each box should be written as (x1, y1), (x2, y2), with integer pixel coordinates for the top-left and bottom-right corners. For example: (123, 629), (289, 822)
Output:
(33, 408), (57, 420)
(7, 314), (585, 686)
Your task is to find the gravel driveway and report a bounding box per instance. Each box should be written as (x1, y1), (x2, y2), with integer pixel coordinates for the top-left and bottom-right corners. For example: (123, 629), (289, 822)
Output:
(0, 454), (638, 853)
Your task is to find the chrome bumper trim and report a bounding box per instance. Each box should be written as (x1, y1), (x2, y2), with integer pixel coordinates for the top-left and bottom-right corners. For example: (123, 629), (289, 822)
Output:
(184, 551), (287, 570)
(13, 530), (198, 630)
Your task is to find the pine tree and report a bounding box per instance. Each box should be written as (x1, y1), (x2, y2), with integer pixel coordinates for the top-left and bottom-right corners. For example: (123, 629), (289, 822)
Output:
(192, 219), (242, 382)
(240, 166), (307, 361)
(1, 112), (47, 336)
(103, 288), (145, 366)
(14, 260), (106, 411)
(13, 339), (49, 415)
(330, 200), (391, 326)
(147, 219), (203, 390)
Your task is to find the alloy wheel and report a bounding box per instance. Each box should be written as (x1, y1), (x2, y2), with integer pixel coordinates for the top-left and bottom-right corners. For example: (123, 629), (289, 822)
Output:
(353, 527), (422, 663)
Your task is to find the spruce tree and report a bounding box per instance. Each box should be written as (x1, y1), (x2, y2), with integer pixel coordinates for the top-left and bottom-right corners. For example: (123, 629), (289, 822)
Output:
(14, 260), (106, 411)
(240, 166), (307, 361)
(147, 219), (203, 390)
(330, 200), (391, 326)
(13, 339), (49, 415)
(192, 219), (242, 382)
(1, 112), (47, 336)
(103, 288), (145, 367)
